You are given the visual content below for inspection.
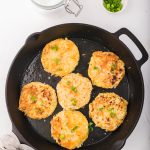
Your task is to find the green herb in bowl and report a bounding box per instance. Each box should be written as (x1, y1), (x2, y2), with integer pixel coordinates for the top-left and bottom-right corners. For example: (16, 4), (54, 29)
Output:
(103, 0), (123, 13)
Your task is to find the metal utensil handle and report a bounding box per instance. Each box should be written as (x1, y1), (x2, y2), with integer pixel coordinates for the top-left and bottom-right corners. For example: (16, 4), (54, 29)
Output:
(65, 0), (83, 17)
(114, 28), (149, 68)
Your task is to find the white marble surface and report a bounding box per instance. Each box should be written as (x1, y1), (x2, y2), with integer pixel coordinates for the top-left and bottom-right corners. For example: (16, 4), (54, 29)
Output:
(0, 0), (150, 149)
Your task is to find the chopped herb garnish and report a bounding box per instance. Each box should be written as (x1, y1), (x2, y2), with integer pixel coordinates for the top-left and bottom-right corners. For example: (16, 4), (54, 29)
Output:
(40, 101), (43, 106)
(71, 86), (77, 92)
(66, 81), (71, 85)
(71, 98), (77, 106)
(53, 58), (60, 64)
(88, 122), (94, 132)
(110, 112), (116, 118)
(71, 126), (78, 132)
(108, 108), (114, 112)
(108, 108), (116, 118)
(93, 66), (99, 70)
(99, 107), (104, 111)
(30, 95), (37, 102)
(89, 122), (93, 126)
(59, 134), (65, 140)
(103, 0), (123, 13)
(51, 45), (58, 51)
(111, 63), (117, 72)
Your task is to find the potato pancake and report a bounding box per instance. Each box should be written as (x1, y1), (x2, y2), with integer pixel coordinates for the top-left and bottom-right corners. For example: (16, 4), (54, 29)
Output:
(41, 38), (79, 77)
(89, 92), (128, 131)
(50, 110), (89, 149)
(56, 73), (92, 110)
(19, 82), (57, 119)
(88, 51), (125, 88)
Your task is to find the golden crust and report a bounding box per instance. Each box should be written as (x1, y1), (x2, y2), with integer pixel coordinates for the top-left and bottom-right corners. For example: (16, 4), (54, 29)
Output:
(89, 92), (128, 131)
(41, 38), (80, 77)
(56, 73), (92, 110)
(50, 110), (89, 149)
(88, 51), (125, 88)
(19, 82), (57, 119)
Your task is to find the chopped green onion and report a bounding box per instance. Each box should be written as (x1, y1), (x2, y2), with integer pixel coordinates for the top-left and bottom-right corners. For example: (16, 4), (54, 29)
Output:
(71, 86), (77, 92)
(53, 58), (60, 64)
(111, 63), (117, 72)
(51, 45), (58, 51)
(71, 126), (78, 132)
(71, 98), (77, 106)
(108, 108), (116, 118)
(99, 107), (104, 111)
(106, 3), (110, 9)
(59, 134), (65, 140)
(110, 112), (116, 118)
(66, 81), (71, 85)
(108, 108), (114, 112)
(40, 101), (43, 106)
(88, 122), (94, 132)
(30, 95), (37, 102)
(103, 0), (123, 12)
(93, 66), (99, 70)
(89, 122), (93, 126)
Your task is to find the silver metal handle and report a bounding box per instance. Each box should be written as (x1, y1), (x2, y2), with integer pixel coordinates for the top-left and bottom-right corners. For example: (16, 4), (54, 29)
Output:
(65, 0), (83, 17)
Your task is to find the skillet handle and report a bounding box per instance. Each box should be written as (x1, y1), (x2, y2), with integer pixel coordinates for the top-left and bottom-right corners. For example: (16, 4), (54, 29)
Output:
(114, 28), (149, 68)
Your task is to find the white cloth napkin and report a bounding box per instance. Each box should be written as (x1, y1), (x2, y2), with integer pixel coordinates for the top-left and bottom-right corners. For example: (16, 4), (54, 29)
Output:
(0, 132), (34, 150)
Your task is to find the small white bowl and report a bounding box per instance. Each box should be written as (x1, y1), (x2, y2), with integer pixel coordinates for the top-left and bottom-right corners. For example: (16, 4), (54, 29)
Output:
(102, 0), (128, 14)
(31, 0), (64, 10)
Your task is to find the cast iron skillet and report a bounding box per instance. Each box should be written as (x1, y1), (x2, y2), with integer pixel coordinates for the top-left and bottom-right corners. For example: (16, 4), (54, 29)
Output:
(6, 23), (148, 150)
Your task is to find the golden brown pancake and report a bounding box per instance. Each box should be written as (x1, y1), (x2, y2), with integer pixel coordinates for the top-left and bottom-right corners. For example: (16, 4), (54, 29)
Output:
(56, 73), (92, 110)
(19, 82), (57, 119)
(41, 38), (79, 77)
(89, 92), (128, 131)
(50, 110), (89, 149)
(88, 51), (125, 88)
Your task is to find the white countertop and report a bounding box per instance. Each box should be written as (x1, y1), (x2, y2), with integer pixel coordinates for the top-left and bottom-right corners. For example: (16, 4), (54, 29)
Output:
(0, 0), (150, 149)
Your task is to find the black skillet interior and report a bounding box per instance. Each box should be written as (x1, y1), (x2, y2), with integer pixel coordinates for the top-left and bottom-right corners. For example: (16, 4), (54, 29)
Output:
(22, 37), (129, 146)
(6, 24), (148, 150)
